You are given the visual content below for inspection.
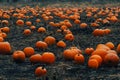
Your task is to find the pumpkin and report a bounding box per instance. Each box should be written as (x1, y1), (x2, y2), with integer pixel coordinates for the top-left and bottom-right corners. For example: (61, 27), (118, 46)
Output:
(110, 16), (118, 22)
(74, 19), (81, 24)
(63, 29), (72, 34)
(23, 29), (31, 35)
(0, 32), (7, 39)
(42, 52), (55, 64)
(60, 25), (67, 30)
(2, 20), (9, 26)
(37, 27), (46, 33)
(36, 19), (41, 23)
(90, 23), (99, 27)
(105, 42), (114, 50)
(44, 36), (56, 45)
(63, 48), (81, 60)
(12, 50), (26, 62)
(0, 42), (11, 55)
(88, 59), (99, 69)
(80, 23), (87, 28)
(35, 41), (48, 49)
(85, 48), (94, 55)
(104, 53), (119, 66)
(96, 44), (110, 51)
(104, 29), (111, 35)
(30, 25), (36, 30)
(74, 54), (85, 64)
(35, 67), (47, 77)
(1, 27), (10, 33)
(65, 34), (74, 41)
(116, 44), (120, 54)
(56, 40), (66, 48)
(23, 47), (35, 57)
(91, 49), (108, 59)
(25, 21), (32, 26)
(89, 55), (102, 66)
(0, 37), (4, 42)
(29, 54), (42, 64)
(16, 19), (24, 26)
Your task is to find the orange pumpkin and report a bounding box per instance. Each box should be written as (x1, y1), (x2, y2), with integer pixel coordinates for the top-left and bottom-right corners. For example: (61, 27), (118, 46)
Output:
(96, 44), (110, 51)
(44, 36), (56, 45)
(35, 41), (48, 49)
(74, 19), (81, 24)
(63, 48), (81, 60)
(37, 27), (46, 33)
(0, 37), (4, 42)
(23, 29), (31, 35)
(0, 32), (7, 39)
(104, 53), (119, 66)
(89, 55), (103, 66)
(85, 48), (94, 55)
(12, 50), (26, 62)
(88, 59), (99, 69)
(116, 44), (120, 54)
(105, 42), (114, 49)
(0, 42), (11, 55)
(16, 19), (24, 26)
(42, 52), (56, 64)
(65, 34), (74, 41)
(29, 54), (42, 64)
(36, 19), (41, 23)
(80, 23), (87, 28)
(35, 67), (47, 77)
(2, 20), (9, 26)
(74, 54), (85, 64)
(110, 16), (118, 22)
(23, 47), (35, 57)
(104, 29), (111, 35)
(91, 49), (108, 59)
(56, 40), (66, 48)
(30, 25), (36, 30)
(25, 21), (32, 26)
(1, 27), (10, 33)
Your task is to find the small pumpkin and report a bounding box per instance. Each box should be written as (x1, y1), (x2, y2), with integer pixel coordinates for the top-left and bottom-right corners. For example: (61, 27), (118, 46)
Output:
(35, 67), (47, 77)
(25, 21), (32, 26)
(42, 52), (56, 64)
(37, 27), (46, 33)
(116, 44), (120, 54)
(57, 40), (66, 48)
(12, 50), (26, 62)
(16, 19), (24, 26)
(30, 25), (36, 30)
(104, 53), (119, 66)
(65, 34), (74, 41)
(23, 47), (35, 57)
(0, 42), (11, 55)
(35, 41), (48, 49)
(1, 27), (10, 33)
(0, 37), (4, 42)
(91, 49), (108, 59)
(89, 55), (103, 66)
(29, 54), (42, 64)
(85, 48), (94, 55)
(44, 36), (56, 45)
(105, 42), (114, 50)
(23, 29), (31, 35)
(88, 59), (99, 69)
(80, 23), (87, 28)
(74, 53), (85, 64)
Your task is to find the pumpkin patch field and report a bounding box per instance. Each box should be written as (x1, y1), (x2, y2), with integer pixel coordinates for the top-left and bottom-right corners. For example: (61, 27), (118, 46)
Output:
(0, 2), (120, 80)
